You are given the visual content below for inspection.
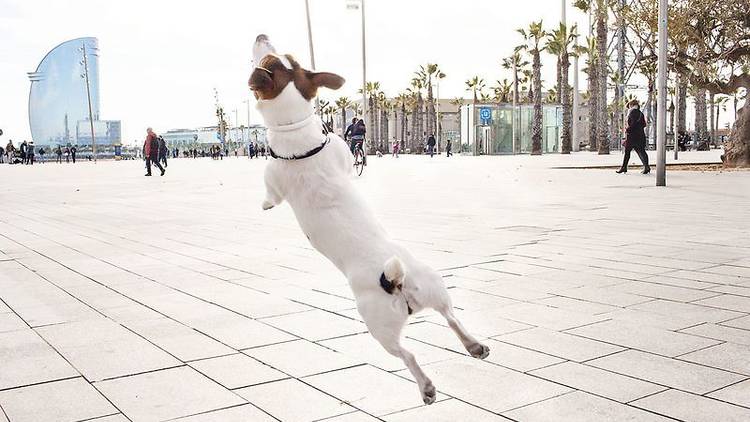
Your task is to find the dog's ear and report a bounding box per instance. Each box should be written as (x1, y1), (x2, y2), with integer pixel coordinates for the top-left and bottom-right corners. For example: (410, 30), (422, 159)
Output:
(308, 72), (345, 91)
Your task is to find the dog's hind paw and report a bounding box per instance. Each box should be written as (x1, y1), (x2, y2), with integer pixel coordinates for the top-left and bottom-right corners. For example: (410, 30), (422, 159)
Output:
(422, 382), (436, 405)
(261, 200), (274, 210)
(469, 343), (490, 360)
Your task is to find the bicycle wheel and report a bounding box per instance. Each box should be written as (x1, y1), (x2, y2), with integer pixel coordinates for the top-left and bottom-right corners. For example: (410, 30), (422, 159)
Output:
(354, 148), (365, 176)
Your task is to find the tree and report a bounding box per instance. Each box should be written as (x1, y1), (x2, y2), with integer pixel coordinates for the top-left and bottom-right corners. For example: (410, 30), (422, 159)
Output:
(595, 0), (609, 154)
(465, 76), (485, 104)
(548, 23), (578, 154)
(417, 64), (445, 139)
(626, 0), (749, 166)
(518, 20), (547, 155)
(335, 96), (352, 133)
(492, 79), (513, 103)
(502, 52), (529, 105)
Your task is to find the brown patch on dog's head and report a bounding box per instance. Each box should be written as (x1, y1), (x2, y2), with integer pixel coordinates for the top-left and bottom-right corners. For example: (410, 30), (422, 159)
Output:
(249, 54), (345, 101)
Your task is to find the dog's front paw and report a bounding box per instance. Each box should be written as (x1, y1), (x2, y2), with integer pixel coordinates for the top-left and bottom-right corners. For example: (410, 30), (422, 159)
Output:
(262, 200), (274, 210)
(421, 382), (436, 405)
(469, 343), (490, 360)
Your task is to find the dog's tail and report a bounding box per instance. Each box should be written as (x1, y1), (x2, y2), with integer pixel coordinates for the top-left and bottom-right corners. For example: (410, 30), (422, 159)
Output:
(379, 256), (405, 295)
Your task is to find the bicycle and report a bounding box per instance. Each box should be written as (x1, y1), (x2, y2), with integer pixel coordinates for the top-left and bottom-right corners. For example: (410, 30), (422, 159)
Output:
(352, 140), (366, 176)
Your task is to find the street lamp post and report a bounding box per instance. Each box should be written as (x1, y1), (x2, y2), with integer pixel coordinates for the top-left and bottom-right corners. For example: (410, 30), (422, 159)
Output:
(81, 42), (96, 162)
(656, 0), (668, 186)
(304, 0), (321, 113)
(573, 51), (580, 152)
(345, 0), (367, 143)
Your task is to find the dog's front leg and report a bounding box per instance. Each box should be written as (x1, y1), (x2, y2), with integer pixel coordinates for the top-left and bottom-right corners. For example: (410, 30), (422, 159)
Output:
(262, 165), (284, 210)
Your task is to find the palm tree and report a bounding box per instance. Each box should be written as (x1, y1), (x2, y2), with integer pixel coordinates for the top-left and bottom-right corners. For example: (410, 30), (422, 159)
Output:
(502, 51), (529, 105)
(377, 92), (390, 152)
(518, 20), (547, 155)
(547, 23), (578, 154)
(360, 81), (381, 150)
(492, 79), (513, 103)
(410, 77), (425, 144)
(394, 92), (409, 150)
(521, 69), (534, 103)
(579, 36), (598, 150)
(417, 64), (445, 139)
(335, 96), (352, 134)
(465, 76), (485, 104)
(595, 0), (609, 154)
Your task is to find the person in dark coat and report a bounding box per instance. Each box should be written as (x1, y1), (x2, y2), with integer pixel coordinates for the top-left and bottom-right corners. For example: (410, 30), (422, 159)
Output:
(158, 136), (168, 167)
(143, 128), (165, 176)
(617, 99), (650, 174)
(70, 145), (77, 163)
(426, 134), (436, 157)
(445, 139), (453, 157)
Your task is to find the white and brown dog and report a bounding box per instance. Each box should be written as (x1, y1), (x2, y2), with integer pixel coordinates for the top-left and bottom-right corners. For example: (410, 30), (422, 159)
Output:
(249, 35), (489, 404)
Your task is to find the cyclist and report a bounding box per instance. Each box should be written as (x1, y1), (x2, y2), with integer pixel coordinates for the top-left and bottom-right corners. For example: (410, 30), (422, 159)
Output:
(350, 119), (366, 158)
(344, 117), (358, 150)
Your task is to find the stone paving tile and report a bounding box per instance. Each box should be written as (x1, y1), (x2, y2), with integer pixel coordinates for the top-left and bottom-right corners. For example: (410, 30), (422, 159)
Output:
(235, 378), (355, 422)
(243, 339), (362, 377)
(497, 327), (624, 362)
(0, 377), (116, 422)
(95, 366), (245, 422)
(555, 286), (653, 308)
(629, 299), (745, 325)
(504, 391), (673, 421)
(533, 296), (620, 315)
(640, 274), (721, 290)
(708, 379), (750, 407)
(124, 317), (236, 362)
(85, 415), (130, 422)
(587, 350), (747, 394)
(261, 309), (368, 341)
(722, 314), (750, 330)
(487, 302), (611, 331)
(407, 356), (572, 413)
(170, 404), (276, 422)
(0, 329), (78, 390)
(679, 342), (750, 375)
(305, 365), (439, 416)
(609, 280), (719, 302)
(680, 323), (750, 346)
(189, 353), (287, 389)
(482, 339), (565, 372)
(383, 398), (510, 421)
(0, 313), (26, 333)
(185, 311), (297, 349)
(566, 319), (721, 356)
(321, 411), (382, 421)
(530, 361), (667, 403)
(35, 319), (181, 381)
(321, 331), (458, 372)
(632, 389), (750, 422)
(694, 294), (750, 313)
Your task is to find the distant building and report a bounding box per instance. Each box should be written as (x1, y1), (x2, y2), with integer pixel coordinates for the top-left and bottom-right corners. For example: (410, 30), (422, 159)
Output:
(27, 37), (121, 147)
(161, 125), (267, 148)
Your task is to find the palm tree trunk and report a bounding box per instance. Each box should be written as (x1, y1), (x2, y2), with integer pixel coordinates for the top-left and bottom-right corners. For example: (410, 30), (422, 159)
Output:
(677, 79), (687, 133)
(588, 59), (599, 151)
(696, 88), (708, 145)
(531, 50), (543, 155)
(596, 0), (609, 154)
(709, 93), (715, 146)
(561, 51), (571, 153)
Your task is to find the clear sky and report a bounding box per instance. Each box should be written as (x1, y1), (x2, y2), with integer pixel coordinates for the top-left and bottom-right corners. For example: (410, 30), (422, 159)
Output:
(2, 0), (729, 145)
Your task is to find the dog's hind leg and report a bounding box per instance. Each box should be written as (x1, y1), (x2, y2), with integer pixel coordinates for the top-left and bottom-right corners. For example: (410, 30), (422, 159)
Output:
(371, 324), (436, 405)
(357, 292), (436, 405)
(434, 291), (490, 359)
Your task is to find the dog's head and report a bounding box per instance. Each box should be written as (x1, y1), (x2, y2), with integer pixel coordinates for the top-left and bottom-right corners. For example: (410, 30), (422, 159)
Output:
(249, 35), (345, 103)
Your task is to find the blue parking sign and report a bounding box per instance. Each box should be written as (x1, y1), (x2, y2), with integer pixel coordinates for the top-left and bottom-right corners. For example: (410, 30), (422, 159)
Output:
(479, 107), (492, 125)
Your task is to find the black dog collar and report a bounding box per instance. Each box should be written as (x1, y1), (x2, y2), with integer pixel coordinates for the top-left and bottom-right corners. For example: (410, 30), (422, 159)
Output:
(269, 138), (329, 160)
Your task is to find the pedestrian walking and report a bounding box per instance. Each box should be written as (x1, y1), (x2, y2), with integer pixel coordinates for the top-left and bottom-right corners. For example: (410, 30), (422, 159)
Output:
(55, 145), (63, 163)
(427, 134), (436, 158)
(446, 139), (453, 157)
(392, 140), (400, 158)
(158, 136), (168, 167)
(143, 128), (165, 176)
(0, 145), (4, 164)
(617, 99), (651, 174)
(26, 141), (35, 165)
(4, 140), (13, 164)
(70, 145), (77, 163)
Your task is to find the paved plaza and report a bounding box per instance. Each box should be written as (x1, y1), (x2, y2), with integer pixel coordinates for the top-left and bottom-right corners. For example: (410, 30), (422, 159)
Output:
(1, 151), (750, 422)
